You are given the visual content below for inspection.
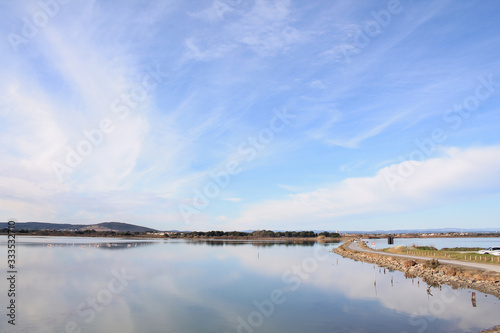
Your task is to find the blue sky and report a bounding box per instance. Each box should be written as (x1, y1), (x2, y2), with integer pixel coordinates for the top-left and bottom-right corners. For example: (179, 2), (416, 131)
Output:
(1, 0), (500, 231)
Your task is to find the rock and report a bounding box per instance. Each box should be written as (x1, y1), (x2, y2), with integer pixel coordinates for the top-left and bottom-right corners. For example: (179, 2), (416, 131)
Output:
(333, 241), (500, 299)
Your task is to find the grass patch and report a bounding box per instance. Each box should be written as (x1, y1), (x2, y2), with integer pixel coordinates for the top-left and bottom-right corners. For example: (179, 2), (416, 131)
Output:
(384, 246), (500, 265)
(441, 247), (483, 251)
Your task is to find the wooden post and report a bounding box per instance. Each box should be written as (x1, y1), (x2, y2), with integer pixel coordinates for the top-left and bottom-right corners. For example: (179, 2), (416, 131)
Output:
(471, 292), (476, 307)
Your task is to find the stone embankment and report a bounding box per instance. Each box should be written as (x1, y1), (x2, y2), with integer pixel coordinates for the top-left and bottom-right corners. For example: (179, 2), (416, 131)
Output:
(334, 240), (500, 299)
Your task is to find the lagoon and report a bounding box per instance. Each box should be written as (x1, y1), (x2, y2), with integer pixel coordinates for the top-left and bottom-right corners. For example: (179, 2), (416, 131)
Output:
(1, 236), (499, 333)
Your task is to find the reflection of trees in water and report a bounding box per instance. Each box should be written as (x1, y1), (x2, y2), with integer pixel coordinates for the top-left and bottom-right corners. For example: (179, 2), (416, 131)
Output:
(252, 242), (316, 248)
(188, 240), (340, 247)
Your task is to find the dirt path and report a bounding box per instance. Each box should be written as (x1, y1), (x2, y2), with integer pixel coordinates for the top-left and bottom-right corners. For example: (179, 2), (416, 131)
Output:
(348, 242), (500, 273)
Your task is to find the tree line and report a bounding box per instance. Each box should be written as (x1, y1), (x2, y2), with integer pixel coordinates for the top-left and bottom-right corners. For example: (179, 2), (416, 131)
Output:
(179, 230), (340, 238)
(0, 228), (341, 239)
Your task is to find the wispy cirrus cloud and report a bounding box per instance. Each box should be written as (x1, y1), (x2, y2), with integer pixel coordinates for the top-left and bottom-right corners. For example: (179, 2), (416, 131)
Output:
(0, 1), (181, 221)
(184, 0), (307, 60)
(2, 0), (500, 232)
(326, 113), (403, 148)
(222, 197), (242, 202)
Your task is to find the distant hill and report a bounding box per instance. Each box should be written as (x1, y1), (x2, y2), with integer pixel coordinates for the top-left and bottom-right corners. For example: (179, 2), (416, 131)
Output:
(0, 222), (157, 233)
(90, 222), (158, 232)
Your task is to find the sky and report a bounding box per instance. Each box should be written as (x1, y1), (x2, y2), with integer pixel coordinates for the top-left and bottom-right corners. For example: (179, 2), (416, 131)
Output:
(1, 0), (500, 232)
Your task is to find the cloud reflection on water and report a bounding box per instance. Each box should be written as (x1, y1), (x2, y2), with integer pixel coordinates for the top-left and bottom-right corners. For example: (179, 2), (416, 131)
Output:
(0, 237), (499, 333)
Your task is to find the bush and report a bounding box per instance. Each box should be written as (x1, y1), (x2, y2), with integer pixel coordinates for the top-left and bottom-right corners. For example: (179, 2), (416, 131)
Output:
(413, 246), (438, 251)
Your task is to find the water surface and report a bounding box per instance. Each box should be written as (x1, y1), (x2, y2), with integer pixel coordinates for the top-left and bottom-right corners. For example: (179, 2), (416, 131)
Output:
(1, 236), (499, 333)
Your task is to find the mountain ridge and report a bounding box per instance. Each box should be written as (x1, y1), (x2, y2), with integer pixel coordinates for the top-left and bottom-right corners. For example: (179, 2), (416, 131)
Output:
(0, 221), (158, 233)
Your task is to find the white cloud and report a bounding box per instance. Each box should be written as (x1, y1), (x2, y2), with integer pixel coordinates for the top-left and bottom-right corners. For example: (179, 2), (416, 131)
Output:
(0, 1), (179, 226)
(2, 1), (500, 232)
(231, 146), (500, 229)
(188, 0), (236, 22)
(222, 197), (242, 202)
(184, 0), (306, 59)
(0, 81), (67, 174)
(230, 0), (305, 56)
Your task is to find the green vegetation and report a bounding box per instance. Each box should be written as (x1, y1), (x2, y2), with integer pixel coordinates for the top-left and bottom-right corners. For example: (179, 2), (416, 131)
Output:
(183, 231), (250, 238)
(1, 227), (341, 240)
(412, 245), (438, 251)
(384, 246), (500, 265)
(441, 247), (483, 251)
(172, 230), (341, 239)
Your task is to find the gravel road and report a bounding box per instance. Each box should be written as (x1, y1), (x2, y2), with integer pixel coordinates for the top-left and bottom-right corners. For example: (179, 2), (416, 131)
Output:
(347, 241), (500, 273)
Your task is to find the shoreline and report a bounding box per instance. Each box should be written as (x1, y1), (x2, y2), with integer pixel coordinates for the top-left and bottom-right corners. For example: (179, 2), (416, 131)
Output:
(0, 233), (344, 242)
(361, 234), (500, 238)
(334, 240), (500, 299)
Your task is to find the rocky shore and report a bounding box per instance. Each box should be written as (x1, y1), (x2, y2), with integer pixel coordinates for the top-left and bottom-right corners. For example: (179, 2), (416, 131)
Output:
(334, 240), (500, 299)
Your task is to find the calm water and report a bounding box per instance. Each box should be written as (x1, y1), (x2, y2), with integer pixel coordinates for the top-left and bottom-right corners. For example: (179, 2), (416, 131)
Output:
(362, 237), (500, 250)
(1, 236), (499, 333)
